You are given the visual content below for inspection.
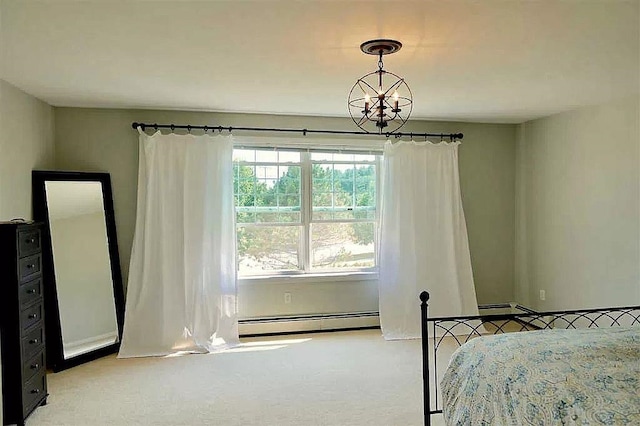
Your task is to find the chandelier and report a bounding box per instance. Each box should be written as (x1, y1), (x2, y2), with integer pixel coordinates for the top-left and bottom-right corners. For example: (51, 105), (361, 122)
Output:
(348, 39), (413, 134)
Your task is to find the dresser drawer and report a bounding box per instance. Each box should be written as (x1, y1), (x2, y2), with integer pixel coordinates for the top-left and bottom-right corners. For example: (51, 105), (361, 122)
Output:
(19, 277), (43, 307)
(22, 368), (46, 417)
(18, 254), (42, 282)
(18, 229), (41, 257)
(20, 303), (44, 333)
(22, 326), (45, 360)
(23, 350), (45, 383)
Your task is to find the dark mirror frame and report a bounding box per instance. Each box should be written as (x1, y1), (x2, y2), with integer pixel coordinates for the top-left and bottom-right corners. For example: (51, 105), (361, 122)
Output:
(32, 171), (126, 372)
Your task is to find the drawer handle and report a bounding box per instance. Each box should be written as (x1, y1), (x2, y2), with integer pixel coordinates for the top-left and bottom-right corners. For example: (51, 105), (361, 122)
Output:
(26, 264), (35, 269)
(30, 389), (40, 394)
(28, 313), (38, 319)
(29, 338), (39, 344)
(26, 238), (36, 244)
(27, 289), (37, 294)
(30, 363), (39, 370)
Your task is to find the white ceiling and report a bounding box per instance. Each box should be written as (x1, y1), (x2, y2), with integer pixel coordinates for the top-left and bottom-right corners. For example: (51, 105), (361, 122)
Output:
(1, 0), (638, 123)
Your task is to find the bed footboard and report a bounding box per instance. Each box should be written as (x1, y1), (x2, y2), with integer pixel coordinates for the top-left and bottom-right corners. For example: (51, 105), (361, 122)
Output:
(419, 291), (640, 426)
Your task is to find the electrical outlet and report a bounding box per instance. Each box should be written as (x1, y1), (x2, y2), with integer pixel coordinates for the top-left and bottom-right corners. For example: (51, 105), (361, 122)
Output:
(539, 290), (546, 301)
(284, 292), (292, 304)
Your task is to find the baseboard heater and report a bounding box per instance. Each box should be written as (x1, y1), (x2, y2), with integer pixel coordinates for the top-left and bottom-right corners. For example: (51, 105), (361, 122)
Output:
(239, 311), (380, 336)
(478, 302), (552, 331)
(238, 303), (532, 337)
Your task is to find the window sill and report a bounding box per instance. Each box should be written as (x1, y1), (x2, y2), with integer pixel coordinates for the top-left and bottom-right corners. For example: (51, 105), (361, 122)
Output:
(238, 271), (379, 285)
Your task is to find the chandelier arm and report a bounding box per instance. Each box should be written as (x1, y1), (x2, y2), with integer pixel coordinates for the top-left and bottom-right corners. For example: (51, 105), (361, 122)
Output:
(361, 109), (380, 125)
(382, 96), (396, 109)
(389, 106), (409, 121)
(388, 108), (400, 121)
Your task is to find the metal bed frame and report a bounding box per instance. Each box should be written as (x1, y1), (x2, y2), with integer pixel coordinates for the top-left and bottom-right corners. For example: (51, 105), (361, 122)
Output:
(419, 291), (640, 426)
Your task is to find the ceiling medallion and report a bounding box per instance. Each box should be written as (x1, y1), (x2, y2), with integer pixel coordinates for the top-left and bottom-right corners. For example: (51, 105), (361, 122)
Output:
(348, 39), (413, 134)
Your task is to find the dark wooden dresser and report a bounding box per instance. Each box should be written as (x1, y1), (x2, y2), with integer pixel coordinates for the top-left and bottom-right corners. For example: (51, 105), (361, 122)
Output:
(0, 222), (48, 426)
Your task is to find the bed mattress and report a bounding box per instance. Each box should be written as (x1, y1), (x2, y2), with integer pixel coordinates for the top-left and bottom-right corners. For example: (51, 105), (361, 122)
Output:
(441, 326), (640, 425)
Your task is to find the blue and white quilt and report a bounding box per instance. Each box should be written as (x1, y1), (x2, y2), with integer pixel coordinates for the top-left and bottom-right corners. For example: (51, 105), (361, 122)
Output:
(441, 326), (640, 425)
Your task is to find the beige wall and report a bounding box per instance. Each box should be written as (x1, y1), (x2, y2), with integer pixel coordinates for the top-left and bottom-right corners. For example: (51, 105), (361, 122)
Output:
(0, 78), (54, 425)
(54, 108), (516, 318)
(516, 96), (640, 310)
(0, 79), (55, 220)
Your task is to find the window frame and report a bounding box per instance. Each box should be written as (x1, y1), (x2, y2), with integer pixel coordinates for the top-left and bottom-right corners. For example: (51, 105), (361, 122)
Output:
(234, 147), (381, 277)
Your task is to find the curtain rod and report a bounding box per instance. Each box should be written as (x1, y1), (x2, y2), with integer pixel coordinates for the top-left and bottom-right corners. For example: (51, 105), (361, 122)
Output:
(131, 122), (463, 140)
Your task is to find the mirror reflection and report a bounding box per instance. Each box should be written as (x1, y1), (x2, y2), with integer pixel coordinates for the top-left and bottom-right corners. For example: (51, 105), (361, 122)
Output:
(44, 181), (119, 359)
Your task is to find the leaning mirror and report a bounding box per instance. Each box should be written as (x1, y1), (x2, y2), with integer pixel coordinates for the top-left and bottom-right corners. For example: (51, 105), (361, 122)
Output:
(32, 171), (125, 371)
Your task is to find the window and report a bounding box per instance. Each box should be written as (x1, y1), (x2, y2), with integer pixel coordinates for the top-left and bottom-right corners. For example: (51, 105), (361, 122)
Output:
(233, 148), (379, 276)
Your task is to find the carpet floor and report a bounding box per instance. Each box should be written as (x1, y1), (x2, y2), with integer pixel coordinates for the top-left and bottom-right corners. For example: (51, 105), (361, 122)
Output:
(28, 329), (448, 426)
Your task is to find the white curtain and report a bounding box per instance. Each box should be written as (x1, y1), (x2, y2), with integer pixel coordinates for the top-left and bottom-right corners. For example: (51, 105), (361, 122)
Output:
(378, 140), (479, 340)
(118, 130), (238, 358)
